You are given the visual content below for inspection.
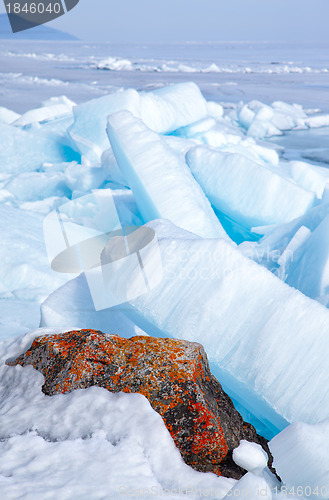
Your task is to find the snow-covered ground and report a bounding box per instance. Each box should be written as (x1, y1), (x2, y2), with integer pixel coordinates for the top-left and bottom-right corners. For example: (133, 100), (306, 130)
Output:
(1, 40), (329, 498)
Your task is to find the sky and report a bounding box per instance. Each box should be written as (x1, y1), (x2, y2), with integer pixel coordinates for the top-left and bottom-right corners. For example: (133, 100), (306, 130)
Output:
(1, 0), (329, 43)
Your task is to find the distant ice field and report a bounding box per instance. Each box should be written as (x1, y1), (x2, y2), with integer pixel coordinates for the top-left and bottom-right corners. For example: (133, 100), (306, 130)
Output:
(1, 40), (329, 113)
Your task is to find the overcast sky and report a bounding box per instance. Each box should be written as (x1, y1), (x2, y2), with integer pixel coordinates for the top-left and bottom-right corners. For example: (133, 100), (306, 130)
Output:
(1, 0), (329, 43)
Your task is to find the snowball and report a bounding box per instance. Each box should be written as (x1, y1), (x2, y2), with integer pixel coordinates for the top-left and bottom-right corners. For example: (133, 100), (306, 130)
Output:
(233, 440), (268, 473)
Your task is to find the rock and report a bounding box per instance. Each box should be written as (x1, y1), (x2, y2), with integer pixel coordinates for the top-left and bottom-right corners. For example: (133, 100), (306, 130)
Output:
(7, 329), (273, 479)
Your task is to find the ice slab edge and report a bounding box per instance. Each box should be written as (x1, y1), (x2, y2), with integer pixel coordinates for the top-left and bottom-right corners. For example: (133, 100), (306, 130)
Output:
(107, 110), (230, 240)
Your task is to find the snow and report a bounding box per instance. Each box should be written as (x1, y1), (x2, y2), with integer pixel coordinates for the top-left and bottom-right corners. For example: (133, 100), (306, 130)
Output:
(232, 441), (268, 474)
(107, 110), (229, 239)
(0, 328), (237, 500)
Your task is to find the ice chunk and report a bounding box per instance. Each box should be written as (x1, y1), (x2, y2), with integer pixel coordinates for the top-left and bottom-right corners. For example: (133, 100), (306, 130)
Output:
(240, 203), (329, 278)
(110, 189), (143, 227)
(172, 117), (232, 148)
(40, 275), (140, 335)
(101, 148), (129, 187)
(122, 221), (329, 429)
(68, 83), (209, 163)
(277, 225), (311, 268)
(206, 101), (224, 120)
(0, 106), (20, 124)
(245, 141), (279, 166)
(236, 100), (307, 139)
(223, 473), (272, 500)
(288, 160), (329, 198)
(248, 117), (282, 139)
(238, 104), (256, 129)
(270, 420), (329, 497)
(64, 162), (108, 193)
(102, 136), (204, 191)
(5, 171), (69, 201)
(0, 205), (67, 297)
(14, 96), (75, 127)
(67, 89), (141, 162)
(42, 96), (76, 108)
(140, 82), (208, 134)
(289, 161), (329, 198)
(272, 101), (306, 120)
(41, 219), (329, 436)
(285, 214), (329, 303)
(304, 114), (329, 128)
(186, 147), (316, 229)
(0, 124), (79, 173)
(163, 136), (201, 161)
(219, 140), (279, 167)
(242, 102), (282, 138)
(271, 101), (307, 131)
(20, 197), (70, 216)
(107, 111), (229, 239)
(171, 117), (216, 139)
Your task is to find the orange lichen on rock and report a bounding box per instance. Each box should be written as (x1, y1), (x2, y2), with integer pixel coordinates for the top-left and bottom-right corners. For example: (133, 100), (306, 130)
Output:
(7, 329), (270, 479)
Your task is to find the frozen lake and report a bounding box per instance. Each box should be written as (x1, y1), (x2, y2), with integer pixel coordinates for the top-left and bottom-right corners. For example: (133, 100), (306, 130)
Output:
(1, 40), (329, 113)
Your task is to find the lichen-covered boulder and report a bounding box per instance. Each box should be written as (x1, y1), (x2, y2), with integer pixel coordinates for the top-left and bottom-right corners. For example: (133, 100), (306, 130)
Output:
(7, 329), (271, 479)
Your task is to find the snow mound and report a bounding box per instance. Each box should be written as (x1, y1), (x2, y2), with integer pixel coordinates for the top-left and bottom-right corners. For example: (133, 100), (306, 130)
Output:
(0, 328), (237, 499)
